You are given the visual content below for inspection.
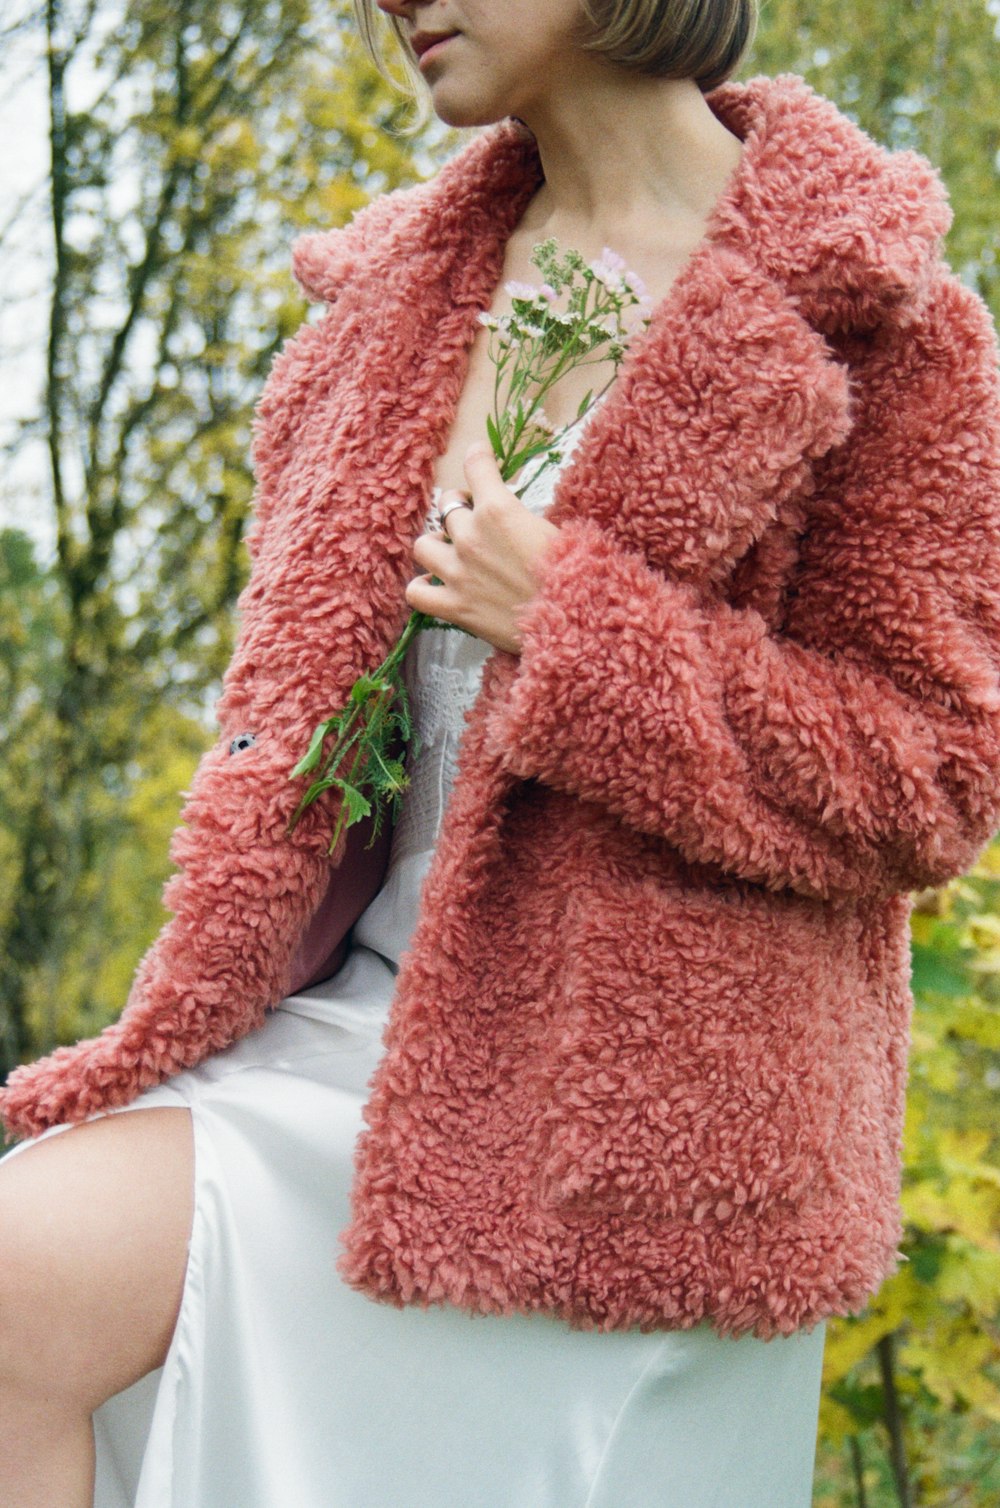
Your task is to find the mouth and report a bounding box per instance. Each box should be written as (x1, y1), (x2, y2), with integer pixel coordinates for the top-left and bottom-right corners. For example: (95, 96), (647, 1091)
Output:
(415, 33), (459, 67)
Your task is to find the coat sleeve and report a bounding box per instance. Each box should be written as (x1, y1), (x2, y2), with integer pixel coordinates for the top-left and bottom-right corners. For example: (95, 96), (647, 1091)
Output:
(481, 268), (1000, 904)
(0, 247), (368, 1145)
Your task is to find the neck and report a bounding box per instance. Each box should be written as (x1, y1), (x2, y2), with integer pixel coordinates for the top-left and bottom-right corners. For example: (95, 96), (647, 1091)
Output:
(513, 73), (745, 250)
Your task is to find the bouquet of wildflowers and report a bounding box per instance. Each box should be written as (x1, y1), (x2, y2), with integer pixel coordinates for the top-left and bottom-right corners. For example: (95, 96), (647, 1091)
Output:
(286, 238), (653, 856)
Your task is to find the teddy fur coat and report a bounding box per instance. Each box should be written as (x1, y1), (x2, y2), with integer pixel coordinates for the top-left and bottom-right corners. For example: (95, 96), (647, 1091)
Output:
(4, 72), (1000, 1341)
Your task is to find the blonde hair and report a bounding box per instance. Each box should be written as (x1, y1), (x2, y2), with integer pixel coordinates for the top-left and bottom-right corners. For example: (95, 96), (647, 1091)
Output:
(351, 0), (758, 138)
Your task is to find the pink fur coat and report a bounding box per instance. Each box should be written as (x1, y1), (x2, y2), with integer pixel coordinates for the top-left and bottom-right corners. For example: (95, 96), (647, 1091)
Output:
(4, 73), (1000, 1340)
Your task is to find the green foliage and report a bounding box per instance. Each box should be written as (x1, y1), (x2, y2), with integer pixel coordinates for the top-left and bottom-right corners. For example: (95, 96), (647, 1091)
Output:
(0, 1), (443, 1076)
(814, 848), (1000, 1504)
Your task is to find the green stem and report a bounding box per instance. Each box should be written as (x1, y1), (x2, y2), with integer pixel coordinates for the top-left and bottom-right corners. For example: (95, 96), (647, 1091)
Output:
(287, 248), (644, 850)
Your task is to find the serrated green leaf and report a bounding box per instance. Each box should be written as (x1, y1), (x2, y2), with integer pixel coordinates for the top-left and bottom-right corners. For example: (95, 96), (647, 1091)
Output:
(340, 782), (372, 824)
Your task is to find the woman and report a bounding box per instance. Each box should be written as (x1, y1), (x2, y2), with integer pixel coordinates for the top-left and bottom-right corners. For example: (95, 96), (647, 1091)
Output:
(3, 1), (1000, 1503)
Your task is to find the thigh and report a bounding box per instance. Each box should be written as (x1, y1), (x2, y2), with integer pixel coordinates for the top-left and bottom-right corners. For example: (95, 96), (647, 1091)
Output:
(0, 1107), (195, 1413)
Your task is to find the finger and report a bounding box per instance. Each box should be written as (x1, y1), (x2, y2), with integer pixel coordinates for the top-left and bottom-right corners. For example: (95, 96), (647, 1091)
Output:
(462, 442), (505, 495)
(405, 571), (455, 620)
(404, 571), (433, 612)
(412, 531), (454, 573)
(463, 441), (497, 472)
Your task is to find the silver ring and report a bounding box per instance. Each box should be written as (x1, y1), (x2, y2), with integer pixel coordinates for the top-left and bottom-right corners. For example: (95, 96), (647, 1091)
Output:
(438, 496), (472, 539)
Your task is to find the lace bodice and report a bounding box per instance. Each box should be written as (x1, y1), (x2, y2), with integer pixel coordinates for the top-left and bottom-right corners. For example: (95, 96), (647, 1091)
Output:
(350, 394), (607, 970)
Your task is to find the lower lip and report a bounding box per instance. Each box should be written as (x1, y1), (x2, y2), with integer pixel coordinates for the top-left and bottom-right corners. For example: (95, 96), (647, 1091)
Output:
(417, 35), (458, 68)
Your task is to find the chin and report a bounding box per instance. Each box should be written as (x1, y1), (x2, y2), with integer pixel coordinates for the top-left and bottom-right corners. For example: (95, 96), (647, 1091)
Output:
(425, 68), (514, 131)
(431, 95), (509, 130)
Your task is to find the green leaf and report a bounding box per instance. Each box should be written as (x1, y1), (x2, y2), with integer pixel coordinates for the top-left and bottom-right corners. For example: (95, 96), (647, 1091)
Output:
(339, 781), (372, 825)
(506, 437), (555, 474)
(289, 720), (330, 779)
(378, 756), (408, 793)
(350, 673), (381, 705)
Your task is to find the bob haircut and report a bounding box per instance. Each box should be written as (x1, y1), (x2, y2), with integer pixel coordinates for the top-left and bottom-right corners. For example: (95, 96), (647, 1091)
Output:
(351, 0), (759, 138)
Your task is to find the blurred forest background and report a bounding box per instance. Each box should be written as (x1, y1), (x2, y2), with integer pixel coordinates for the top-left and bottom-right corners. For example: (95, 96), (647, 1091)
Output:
(0, 1), (999, 1502)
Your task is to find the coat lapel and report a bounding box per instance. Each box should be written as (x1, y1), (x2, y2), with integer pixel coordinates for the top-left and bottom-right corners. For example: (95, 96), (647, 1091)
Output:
(278, 72), (951, 806)
(288, 70), (949, 608)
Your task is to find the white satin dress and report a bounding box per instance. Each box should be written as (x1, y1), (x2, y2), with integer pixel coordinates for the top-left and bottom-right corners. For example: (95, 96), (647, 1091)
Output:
(1, 396), (828, 1507)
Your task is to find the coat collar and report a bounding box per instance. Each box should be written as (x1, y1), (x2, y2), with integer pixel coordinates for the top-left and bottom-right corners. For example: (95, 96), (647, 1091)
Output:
(292, 71), (952, 336)
(250, 73), (953, 904)
(268, 72), (952, 809)
(282, 73), (950, 614)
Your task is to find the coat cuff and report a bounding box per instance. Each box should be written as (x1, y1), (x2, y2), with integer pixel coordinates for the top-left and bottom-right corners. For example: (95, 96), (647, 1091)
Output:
(483, 515), (706, 785)
(478, 511), (1000, 905)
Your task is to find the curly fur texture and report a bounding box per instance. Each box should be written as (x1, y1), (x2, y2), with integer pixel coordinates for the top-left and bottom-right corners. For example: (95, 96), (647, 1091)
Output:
(4, 73), (1000, 1340)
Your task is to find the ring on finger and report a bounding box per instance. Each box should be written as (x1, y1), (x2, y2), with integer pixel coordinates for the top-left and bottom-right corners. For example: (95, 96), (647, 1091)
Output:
(438, 494), (473, 540)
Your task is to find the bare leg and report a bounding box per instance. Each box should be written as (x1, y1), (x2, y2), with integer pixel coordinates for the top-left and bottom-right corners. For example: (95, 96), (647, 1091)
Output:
(0, 1106), (195, 1508)
(0, 1389), (96, 1508)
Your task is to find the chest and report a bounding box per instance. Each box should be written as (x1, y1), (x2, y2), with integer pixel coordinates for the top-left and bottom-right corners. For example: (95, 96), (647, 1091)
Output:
(429, 224), (705, 498)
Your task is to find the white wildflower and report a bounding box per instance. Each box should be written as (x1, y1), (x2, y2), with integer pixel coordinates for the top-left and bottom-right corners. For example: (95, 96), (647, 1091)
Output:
(504, 279), (545, 303)
(588, 258), (626, 295)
